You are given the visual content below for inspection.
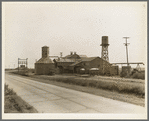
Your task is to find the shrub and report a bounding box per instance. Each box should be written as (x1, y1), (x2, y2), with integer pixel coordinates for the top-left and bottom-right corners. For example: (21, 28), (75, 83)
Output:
(5, 84), (16, 96)
(31, 69), (35, 73)
(132, 72), (145, 79)
(120, 71), (127, 77)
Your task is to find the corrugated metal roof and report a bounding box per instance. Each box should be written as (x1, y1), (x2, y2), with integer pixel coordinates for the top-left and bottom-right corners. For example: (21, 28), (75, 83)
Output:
(36, 57), (54, 63)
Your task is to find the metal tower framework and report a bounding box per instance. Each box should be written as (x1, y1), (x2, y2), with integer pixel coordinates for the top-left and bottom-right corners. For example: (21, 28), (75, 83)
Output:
(18, 58), (28, 73)
(100, 36), (110, 74)
(101, 45), (109, 62)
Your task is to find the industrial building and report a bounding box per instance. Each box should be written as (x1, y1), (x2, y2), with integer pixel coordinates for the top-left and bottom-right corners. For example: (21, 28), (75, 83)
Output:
(35, 36), (119, 75)
(54, 52), (113, 75)
(34, 35), (144, 76)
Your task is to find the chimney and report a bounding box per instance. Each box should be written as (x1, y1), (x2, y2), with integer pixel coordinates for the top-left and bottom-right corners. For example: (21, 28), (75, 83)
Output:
(70, 51), (73, 55)
(74, 52), (76, 54)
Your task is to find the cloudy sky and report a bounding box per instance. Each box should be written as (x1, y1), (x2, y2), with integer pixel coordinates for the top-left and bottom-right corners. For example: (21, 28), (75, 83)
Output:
(3, 2), (147, 68)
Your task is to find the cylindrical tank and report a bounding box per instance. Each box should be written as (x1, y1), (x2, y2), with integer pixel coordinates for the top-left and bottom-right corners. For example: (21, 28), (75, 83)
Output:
(42, 46), (49, 58)
(102, 36), (108, 45)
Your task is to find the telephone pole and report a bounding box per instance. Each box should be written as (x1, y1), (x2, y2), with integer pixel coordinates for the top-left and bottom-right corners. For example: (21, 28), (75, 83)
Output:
(60, 52), (63, 58)
(123, 37), (130, 66)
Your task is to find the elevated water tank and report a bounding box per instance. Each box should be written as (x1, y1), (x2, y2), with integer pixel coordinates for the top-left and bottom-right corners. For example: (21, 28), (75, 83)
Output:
(102, 36), (109, 45)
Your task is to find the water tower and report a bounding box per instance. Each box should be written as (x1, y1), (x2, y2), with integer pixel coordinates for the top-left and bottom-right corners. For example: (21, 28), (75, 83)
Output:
(100, 36), (110, 74)
(100, 36), (109, 62)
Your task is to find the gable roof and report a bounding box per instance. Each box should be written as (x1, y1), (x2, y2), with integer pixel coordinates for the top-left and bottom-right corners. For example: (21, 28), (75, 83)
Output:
(36, 57), (54, 63)
(69, 57), (100, 67)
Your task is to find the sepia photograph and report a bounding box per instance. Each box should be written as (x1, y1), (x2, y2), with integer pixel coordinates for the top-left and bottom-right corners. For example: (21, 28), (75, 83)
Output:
(2, 1), (147, 119)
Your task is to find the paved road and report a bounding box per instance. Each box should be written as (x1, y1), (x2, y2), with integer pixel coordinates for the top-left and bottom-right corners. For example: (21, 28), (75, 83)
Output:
(5, 74), (145, 113)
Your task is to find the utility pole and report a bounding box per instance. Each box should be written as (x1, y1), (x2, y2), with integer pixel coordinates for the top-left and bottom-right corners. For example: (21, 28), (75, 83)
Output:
(60, 52), (62, 58)
(123, 37), (130, 66)
(26, 58), (28, 69)
(18, 58), (19, 73)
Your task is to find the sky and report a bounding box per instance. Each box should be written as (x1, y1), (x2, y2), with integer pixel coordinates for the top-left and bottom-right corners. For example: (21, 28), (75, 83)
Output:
(3, 2), (147, 68)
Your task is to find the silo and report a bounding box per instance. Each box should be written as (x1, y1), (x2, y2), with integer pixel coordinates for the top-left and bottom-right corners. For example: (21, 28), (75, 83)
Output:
(42, 46), (49, 58)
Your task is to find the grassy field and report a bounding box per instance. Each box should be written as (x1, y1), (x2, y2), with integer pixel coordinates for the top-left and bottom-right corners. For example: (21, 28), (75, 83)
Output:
(4, 84), (38, 113)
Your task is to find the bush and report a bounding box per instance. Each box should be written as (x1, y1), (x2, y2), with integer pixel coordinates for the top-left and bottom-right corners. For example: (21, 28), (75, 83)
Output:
(120, 71), (127, 77)
(132, 72), (145, 79)
(29, 69), (35, 73)
(5, 84), (16, 96)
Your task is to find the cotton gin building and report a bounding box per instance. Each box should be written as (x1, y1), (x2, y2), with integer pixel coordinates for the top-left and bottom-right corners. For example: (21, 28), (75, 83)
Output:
(35, 46), (55, 75)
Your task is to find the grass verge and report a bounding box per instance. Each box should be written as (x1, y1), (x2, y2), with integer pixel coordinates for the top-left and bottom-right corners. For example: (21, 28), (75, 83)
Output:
(4, 84), (38, 113)
(8, 70), (145, 98)
(32, 75), (145, 98)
